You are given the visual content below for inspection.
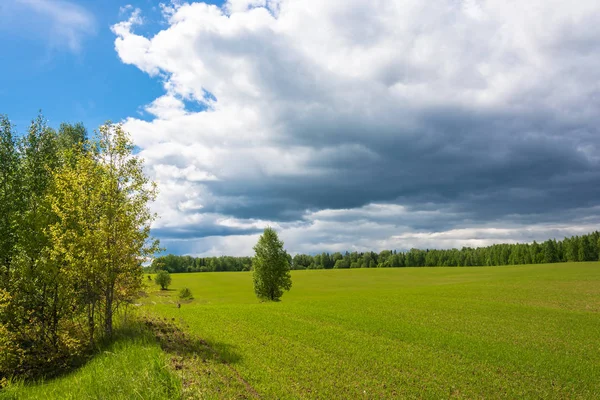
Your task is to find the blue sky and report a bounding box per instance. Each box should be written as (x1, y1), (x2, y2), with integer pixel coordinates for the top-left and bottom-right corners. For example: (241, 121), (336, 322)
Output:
(2, 0), (600, 256)
(0, 0), (221, 131)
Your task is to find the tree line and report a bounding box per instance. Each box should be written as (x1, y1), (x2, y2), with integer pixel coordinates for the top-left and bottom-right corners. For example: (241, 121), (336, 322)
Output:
(0, 114), (157, 380)
(150, 254), (253, 273)
(150, 231), (600, 273)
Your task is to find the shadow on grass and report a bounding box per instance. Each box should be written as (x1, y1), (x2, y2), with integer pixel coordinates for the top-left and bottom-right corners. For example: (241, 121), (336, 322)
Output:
(155, 289), (176, 295)
(0, 318), (155, 388)
(2, 313), (242, 391)
(140, 316), (259, 398)
(143, 316), (242, 364)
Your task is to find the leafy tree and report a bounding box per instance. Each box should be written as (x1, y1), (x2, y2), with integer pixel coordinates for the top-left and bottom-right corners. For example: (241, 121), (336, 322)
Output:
(0, 115), (21, 287)
(332, 252), (343, 264)
(57, 122), (87, 153)
(252, 227), (292, 301)
(94, 123), (158, 336)
(564, 237), (578, 261)
(155, 270), (172, 290)
(334, 258), (350, 269)
(543, 239), (558, 263)
(0, 114), (93, 378)
(578, 236), (593, 261)
(47, 147), (108, 345)
(47, 122), (158, 340)
(9, 115), (64, 367)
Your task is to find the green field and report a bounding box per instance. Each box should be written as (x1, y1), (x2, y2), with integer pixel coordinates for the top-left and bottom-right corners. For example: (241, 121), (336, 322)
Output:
(5, 263), (600, 399)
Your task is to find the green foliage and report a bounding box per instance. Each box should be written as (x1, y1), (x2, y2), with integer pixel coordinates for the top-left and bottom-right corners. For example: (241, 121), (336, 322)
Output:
(57, 122), (87, 154)
(46, 122), (158, 340)
(150, 254), (252, 273)
(0, 115), (21, 286)
(0, 115), (158, 381)
(155, 271), (172, 290)
(0, 114), (83, 380)
(252, 228), (292, 301)
(179, 287), (193, 300)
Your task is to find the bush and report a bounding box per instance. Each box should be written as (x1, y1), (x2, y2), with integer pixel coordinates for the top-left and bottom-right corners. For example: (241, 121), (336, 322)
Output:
(154, 271), (171, 290)
(179, 288), (193, 300)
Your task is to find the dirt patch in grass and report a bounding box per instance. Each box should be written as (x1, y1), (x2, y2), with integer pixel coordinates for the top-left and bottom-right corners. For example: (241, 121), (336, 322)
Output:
(143, 316), (260, 399)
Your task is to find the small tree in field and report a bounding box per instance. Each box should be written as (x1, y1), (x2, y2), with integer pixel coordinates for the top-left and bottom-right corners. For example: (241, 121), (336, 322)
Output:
(179, 287), (193, 300)
(252, 227), (292, 301)
(155, 270), (171, 290)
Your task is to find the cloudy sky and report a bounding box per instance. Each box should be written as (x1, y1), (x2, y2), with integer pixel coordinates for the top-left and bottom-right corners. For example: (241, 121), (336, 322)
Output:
(2, 0), (600, 256)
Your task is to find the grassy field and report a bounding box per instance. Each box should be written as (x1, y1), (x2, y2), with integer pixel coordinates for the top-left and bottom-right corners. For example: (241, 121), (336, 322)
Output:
(4, 262), (600, 399)
(147, 262), (600, 399)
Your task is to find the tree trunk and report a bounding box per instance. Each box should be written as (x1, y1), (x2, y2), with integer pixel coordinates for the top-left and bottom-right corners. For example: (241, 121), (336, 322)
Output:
(51, 282), (59, 349)
(104, 284), (113, 337)
(88, 292), (96, 347)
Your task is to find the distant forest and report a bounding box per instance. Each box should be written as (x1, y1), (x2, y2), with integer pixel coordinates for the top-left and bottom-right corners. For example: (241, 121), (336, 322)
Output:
(150, 231), (600, 273)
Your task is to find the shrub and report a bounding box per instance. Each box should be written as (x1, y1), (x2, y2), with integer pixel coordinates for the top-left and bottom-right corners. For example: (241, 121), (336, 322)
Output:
(179, 287), (193, 300)
(0, 290), (86, 381)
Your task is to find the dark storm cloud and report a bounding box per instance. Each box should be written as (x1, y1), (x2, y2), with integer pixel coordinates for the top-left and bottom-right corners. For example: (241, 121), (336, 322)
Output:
(152, 225), (263, 239)
(201, 104), (600, 226)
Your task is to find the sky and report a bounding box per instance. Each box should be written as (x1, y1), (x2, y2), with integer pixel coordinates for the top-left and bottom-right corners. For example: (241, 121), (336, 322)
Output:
(1, 0), (600, 256)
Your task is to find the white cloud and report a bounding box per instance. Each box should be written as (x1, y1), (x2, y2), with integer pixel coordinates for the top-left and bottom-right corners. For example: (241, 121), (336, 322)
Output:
(112, 0), (600, 255)
(225, 0), (267, 14)
(145, 95), (187, 119)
